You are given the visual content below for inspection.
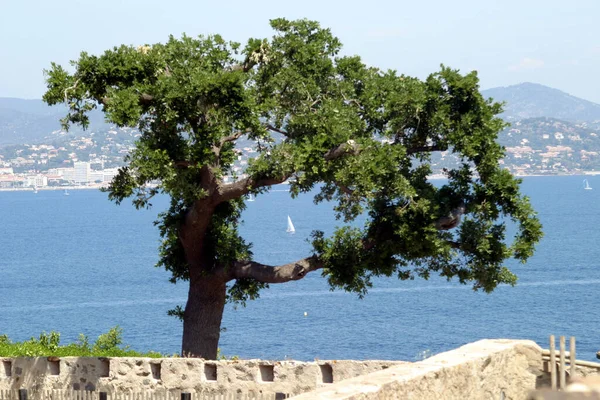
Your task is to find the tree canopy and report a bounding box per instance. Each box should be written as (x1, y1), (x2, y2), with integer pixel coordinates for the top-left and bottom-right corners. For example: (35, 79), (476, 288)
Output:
(44, 18), (542, 359)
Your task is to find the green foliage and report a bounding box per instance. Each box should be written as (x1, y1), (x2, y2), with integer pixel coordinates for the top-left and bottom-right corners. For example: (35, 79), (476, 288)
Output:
(167, 305), (185, 321)
(44, 18), (542, 307)
(0, 327), (162, 357)
(216, 348), (239, 361)
(227, 278), (269, 306)
(93, 326), (124, 352)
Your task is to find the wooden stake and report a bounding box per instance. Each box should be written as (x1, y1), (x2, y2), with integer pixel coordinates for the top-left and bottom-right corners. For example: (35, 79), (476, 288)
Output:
(570, 336), (577, 379)
(560, 336), (566, 389)
(550, 335), (557, 390)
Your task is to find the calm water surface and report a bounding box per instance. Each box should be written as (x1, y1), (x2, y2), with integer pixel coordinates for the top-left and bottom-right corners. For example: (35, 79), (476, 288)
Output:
(1, 175), (599, 361)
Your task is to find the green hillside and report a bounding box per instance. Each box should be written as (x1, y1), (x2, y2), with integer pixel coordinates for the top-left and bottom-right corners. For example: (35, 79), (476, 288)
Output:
(482, 82), (600, 122)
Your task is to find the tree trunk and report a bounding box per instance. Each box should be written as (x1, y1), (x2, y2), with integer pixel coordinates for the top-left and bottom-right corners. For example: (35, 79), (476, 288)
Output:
(178, 196), (224, 359)
(181, 276), (227, 359)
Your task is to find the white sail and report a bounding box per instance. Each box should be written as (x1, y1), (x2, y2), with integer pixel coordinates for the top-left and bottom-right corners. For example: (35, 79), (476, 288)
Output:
(584, 179), (593, 190)
(286, 215), (296, 234)
(248, 194), (255, 202)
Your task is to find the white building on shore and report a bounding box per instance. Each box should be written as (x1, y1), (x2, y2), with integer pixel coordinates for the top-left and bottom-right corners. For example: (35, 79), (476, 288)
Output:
(25, 175), (48, 188)
(48, 167), (76, 182)
(74, 162), (91, 185)
(0, 163), (121, 189)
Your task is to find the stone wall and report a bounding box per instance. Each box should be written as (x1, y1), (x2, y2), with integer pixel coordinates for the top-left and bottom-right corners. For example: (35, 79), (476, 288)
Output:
(0, 357), (402, 398)
(4, 340), (587, 399)
(290, 339), (544, 400)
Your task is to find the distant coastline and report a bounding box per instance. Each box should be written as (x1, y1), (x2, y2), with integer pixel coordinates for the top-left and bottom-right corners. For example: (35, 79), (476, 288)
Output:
(427, 171), (600, 180)
(2, 171), (600, 192)
(0, 185), (104, 192)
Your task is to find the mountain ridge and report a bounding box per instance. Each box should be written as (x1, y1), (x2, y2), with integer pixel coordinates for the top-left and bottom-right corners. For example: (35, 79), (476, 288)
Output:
(481, 82), (600, 122)
(0, 99), (106, 145)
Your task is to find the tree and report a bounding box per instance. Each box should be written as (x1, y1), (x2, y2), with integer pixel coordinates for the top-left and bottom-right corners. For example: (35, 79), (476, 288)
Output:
(43, 19), (542, 359)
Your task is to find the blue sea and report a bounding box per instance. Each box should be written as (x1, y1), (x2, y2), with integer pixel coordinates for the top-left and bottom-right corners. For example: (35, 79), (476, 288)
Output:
(1, 175), (599, 361)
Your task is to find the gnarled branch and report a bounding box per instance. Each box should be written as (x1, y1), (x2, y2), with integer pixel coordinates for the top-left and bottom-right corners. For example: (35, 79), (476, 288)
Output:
(64, 79), (80, 105)
(139, 93), (154, 105)
(216, 173), (291, 203)
(334, 180), (354, 196)
(229, 59), (257, 73)
(212, 130), (247, 163)
(266, 124), (291, 137)
(434, 203), (466, 230)
(228, 256), (323, 283)
(446, 240), (461, 249)
(101, 93), (154, 106)
(406, 144), (447, 155)
(174, 161), (194, 168)
(324, 140), (360, 161)
(323, 139), (446, 161)
(221, 131), (245, 145)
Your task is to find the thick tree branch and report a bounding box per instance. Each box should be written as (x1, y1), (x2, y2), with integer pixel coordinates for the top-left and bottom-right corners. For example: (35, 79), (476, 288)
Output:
(406, 144), (447, 155)
(334, 180), (354, 196)
(322, 139), (445, 164)
(216, 173), (291, 203)
(221, 131), (245, 144)
(266, 124), (291, 137)
(229, 60), (257, 73)
(446, 240), (461, 249)
(101, 93), (154, 106)
(199, 164), (217, 187)
(324, 140), (360, 161)
(322, 139), (446, 161)
(434, 203), (466, 230)
(139, 93), (154, 105)
(228, 256), (323, 283)
(174, 161), (194, 168)
(211, 130), (246, 163)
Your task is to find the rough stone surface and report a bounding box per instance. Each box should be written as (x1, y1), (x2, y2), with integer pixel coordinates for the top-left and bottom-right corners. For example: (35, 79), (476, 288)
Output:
(1, 340), (573, 399)
(289, 339), (544, 400)
(0, 357), (400, 398)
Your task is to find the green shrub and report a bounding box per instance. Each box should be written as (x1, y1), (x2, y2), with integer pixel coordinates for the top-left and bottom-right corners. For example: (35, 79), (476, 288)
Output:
(0, 326), (163, 357)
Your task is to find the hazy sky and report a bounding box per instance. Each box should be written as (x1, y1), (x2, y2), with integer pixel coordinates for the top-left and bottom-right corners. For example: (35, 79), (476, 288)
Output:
(2, 0), (599, 102)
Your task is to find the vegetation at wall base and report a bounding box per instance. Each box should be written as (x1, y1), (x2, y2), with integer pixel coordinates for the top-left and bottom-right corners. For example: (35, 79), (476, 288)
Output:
(0, 326), (163, 358)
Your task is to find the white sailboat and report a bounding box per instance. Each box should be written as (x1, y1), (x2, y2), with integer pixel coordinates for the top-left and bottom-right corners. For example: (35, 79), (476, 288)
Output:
(584, 179), (593, 190)
(33, 186), (38, 194)
(286, 215), (296, 234)
(248, 194), (255, 202)
(64, 189), (70, 196)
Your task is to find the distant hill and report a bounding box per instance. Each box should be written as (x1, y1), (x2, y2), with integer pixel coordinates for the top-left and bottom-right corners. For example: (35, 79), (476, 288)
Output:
(0, 98), (106, 146)
(3, 82), (600, 147)
(0, 98), (64, 145)
(482, 82), (600, 122)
